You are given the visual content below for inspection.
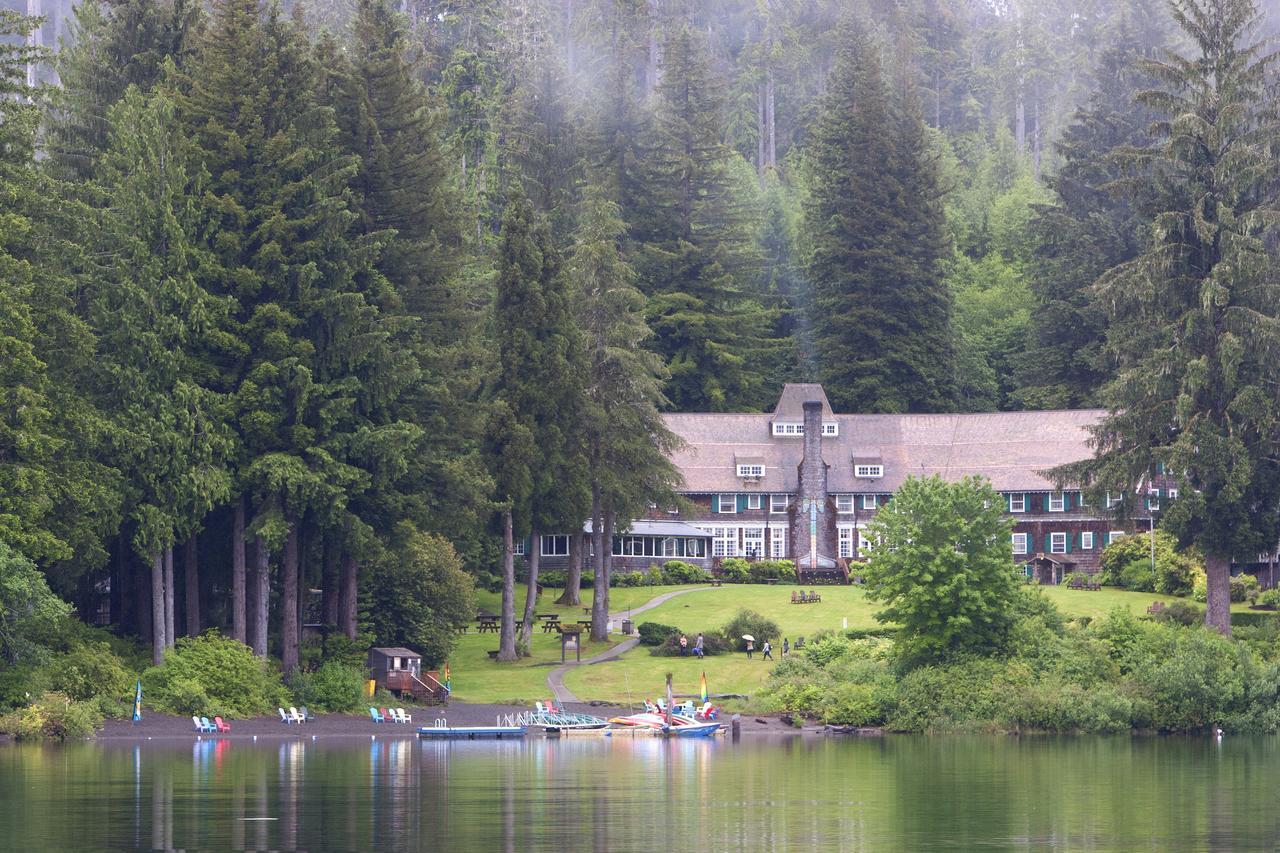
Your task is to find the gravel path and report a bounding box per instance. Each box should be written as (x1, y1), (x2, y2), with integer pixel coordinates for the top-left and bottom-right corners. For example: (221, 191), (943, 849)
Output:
(547, 585), (715, 703)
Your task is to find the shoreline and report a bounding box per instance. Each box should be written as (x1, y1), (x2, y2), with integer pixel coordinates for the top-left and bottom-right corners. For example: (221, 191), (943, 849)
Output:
(87, 701), (818, 741)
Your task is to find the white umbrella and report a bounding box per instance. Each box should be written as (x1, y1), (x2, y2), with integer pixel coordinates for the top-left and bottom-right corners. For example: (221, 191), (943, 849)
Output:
(741, 634), (755, 642)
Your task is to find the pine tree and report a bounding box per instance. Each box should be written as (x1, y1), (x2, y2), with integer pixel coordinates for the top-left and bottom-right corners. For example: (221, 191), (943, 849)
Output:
(572, 188), (681, 637)
(635, 27), (779, 412)
(803, 30), (953, 413)
(1016, 33), (1161, 409)
(1054, 0), (1280, 636)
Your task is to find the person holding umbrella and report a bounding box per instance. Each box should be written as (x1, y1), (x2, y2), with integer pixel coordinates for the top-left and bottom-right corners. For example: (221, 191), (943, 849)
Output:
(743, 634), (755, 659)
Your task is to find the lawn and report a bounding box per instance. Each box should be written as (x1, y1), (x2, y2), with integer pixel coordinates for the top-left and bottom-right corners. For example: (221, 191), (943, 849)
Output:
(463, 581), (1250, 706)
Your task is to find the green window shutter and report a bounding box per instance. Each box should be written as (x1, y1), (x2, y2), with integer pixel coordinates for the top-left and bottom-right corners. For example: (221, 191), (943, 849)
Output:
(1043, 533), (1051, 553)
(1006, 494), (1012, 512)
(737, 494), (748, 512)
(1066, 532), (1074, 553)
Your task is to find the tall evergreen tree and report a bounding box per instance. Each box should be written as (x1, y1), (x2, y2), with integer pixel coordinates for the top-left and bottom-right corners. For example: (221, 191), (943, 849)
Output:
(803, 29), (953, 413)
(634, 26), (779, 412)
(1016, 33), (1161, 409)
(1055, 0), (1280, 636)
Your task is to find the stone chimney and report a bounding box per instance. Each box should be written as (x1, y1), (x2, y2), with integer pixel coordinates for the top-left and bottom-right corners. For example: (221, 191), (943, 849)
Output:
(791, 400), (834, 571)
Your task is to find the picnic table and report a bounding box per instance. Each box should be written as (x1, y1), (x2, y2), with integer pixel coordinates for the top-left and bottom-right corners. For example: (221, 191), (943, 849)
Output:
(538, 613), (562, 632)
(577, 620), (593, 631)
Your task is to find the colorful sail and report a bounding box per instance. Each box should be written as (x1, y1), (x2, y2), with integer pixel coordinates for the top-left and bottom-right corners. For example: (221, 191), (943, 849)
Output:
(700, 672), (708, 704)
(132, 679), (142, 723)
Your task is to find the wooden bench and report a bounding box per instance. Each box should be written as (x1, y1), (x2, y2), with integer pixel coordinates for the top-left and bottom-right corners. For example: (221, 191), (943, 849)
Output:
(1147, 601), (1166, 615)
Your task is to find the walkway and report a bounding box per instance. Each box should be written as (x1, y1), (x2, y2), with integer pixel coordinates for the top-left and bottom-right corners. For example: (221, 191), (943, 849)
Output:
(547, 586), (715, 704)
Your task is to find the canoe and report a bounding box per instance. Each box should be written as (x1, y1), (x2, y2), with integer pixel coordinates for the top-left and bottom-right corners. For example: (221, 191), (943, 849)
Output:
(417, 725), (526, 739)
(660, 721), (721, 738)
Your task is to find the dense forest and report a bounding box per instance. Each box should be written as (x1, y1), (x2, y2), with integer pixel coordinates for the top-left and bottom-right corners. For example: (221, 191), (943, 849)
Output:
(4, 0), (1280, 669)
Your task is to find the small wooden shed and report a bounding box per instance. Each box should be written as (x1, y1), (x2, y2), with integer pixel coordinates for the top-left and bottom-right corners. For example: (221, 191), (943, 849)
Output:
(367, 647), (448, 703)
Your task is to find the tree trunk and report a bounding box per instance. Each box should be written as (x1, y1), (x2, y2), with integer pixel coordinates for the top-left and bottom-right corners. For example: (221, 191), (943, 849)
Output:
(184, 532), (199, 637)
(556, 530), (583, 606)
(322, 532), (340, 627)
(163, 545), (175, 649)
(281, 521), (300, 678)
(498, 509), (518, 661)
(520, 525), (541, 649)
(252, 536), (269, 657)
(339, 553), (358, 640)
(590, 488), (609, 642)
(139, 549), (152, 647)
(756, 81), (765, 181)
(150, 552), (166, 665)
(766, 69), (776, 169)
(1204, 553), (1232, 636)
(232, 496), (246, 643)
(113, 534), (127, 630)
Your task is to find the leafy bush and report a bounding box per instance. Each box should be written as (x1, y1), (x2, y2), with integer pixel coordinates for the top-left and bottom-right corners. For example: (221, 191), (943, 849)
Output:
(301, 632), (376, 672)
(721, 609), (781, 646)
(637, 622), (681, 646)
(1002, 682), (1133, 733)
(1153, 600), (1204, 627)
(717, 559), (750, 583)
(1118, 560), (1156, 592)
(1100, 531), (1200, 595)
(662, 561), (710, 583)
(748, 560), (796, 583)
(889, 658), (1035, 731)
(0, 692), (103, 740)
(290, 662), (367, 713)
(1132, 628), (1245, 731)
(0, 664), (49, 714)
(613, 571), (646, 587)
(46, 642), (134, 717)
(651, 632), (731, 656)
(1231, 573), (1260, 604)
(1258, 588), (1280, 609)
(142, 632), (288, 718)
(820, 683), (882, 726)
(1063, 571), (1091, 588)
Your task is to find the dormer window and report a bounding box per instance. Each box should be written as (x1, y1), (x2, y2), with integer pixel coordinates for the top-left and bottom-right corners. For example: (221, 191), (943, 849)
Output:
(822, 423), (838, 436)
(772, 422), (804, 436)
(854, 464), (883, 479)
(737, 464), (764, 478)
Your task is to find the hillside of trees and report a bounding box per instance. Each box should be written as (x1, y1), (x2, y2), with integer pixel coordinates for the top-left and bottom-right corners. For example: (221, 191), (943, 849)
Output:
(4, 0), (1280, 666)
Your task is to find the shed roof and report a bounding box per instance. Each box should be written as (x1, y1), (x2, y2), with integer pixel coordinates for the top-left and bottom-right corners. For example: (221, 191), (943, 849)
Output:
(370, 647), (421, 658)
(664, 385), (1103, 494)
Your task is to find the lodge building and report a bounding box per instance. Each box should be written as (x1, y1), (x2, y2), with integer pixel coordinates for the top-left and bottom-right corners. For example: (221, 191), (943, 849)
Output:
(535, 384), (1161, 584)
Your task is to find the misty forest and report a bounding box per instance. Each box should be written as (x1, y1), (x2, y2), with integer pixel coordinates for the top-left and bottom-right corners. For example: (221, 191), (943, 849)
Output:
(5, 0), (1280, 669)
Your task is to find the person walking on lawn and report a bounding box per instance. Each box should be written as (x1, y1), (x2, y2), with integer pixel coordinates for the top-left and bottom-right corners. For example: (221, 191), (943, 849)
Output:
(762, 640), (773, 661)
(782, 637), (789, 657)
(746, 639), (754, 660)
(679, 634), (688, 656)
(694, 633), (704, 658)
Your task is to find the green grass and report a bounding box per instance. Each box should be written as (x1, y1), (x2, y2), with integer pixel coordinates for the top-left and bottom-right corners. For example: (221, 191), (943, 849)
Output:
(465, 581), (1249, 706)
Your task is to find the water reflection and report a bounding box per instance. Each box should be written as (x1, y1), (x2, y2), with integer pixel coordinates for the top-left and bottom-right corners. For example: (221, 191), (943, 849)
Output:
(4, 734), (1280, 850)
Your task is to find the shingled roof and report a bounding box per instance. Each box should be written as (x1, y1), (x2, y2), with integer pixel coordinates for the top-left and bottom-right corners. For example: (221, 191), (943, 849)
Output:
(664, 385), (1103, 494)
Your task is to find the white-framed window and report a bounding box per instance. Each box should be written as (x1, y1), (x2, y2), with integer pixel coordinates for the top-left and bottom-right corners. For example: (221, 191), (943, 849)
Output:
(855, 464), (884, 478)
(1048, 492), (1065, 512)
(859, 532), (874, 554)
(838, 527), (854, 559)
(743, 526), (765, 559)
(737, 464), (764, 478)
(772, 422), (803, 436)
(666, 505), (680, 515)
(863, 494), (878, 510)
(1106, 492), (1122, 509)
(1081, 532), (1094, 550)
(1168, 488), (1179, 500)
(1147, 488), (1160, 511)
(660, 538), (681, 558)
(685, 538), (706, 558)
(835, 494), (855, 513)
(718, 494), (736, 514)
(706, 527), (737, 558)
(746, 494), (763, 510)
(541, 535), (570, 556)
(768, 526), (787, 559)
(1050, 532), (1067, 554)
(770, 494), (789, 514)
(822, 423), (838, 436)
(1009, 494), (1026, 513)
(1109, 530), (1126, 545)
(1012, 533), (1028, 555)
(513, 539), (526, 555)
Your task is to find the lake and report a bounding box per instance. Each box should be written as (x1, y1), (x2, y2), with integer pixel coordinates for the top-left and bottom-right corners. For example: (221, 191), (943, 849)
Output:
(1, 733), (1275, 851)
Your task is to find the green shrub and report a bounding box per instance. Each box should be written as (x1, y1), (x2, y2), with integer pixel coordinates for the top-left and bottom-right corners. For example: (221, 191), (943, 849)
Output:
(1003, 682), (1133, 733)
(1118, 560), (1155, 592)
(0, 664), (49, 714)
(718, 558), (751, 583)
(45, 642), (134, 713)
(1135, 628), (1246, 731)
(820, 683), (882, 726)
(1063, 571), (1091, 588)
(844, 627), (899, 640)
(1231, 573), (1260, 604)
(747, 560), (796, 583)
(662, 561), (710, 583)
(804, 634), (857, 667)
(651, 632), (731, 656)
(1258, 588), (1280, 609)
(771, 682), (824, 716)
(613, 571), (646, 587)
(1231, 611), (1280, 629)
(142, 632), (288, 718)
(888, 658), (1035, 732)
(721, 609), (781, 647)
(290, 661), (367, 713)
(637, 622), (681, 646)
(0, 692), (103, 740)
(300, 632), (376, 672)
(1100, 531), (1200, 594)
(1153, 600), (1204, 627)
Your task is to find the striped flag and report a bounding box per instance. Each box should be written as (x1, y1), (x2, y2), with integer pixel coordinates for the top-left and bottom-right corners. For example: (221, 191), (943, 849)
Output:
(700, 672), (708, 705)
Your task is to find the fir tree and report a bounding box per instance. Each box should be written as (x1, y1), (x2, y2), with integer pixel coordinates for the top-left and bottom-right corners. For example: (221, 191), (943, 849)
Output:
(635, 26), (779, 412)
(803, 30), (954, 413)
(1054, 0), (1280, 636)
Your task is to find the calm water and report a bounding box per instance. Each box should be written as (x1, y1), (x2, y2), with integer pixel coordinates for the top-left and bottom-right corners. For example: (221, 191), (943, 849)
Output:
(2, 733), (1278, 851)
